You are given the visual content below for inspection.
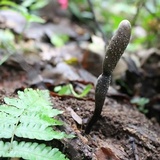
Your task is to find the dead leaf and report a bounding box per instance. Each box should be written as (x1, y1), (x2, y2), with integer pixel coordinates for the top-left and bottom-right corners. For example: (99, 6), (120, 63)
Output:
(95, 147), (120, 160)
(67, 107), (82, 125)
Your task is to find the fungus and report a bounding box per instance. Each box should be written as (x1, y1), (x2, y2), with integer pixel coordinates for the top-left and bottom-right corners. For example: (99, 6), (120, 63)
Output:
(85, 20), (131, 134)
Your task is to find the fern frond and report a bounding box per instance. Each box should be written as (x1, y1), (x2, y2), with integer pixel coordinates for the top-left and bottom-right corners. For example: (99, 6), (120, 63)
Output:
(15, 122), (70, 140)
(0, 88), (72, 140)
(0, 113), (64, 140)
(0, 141), (69, 160)
(0, 88), (73, 159)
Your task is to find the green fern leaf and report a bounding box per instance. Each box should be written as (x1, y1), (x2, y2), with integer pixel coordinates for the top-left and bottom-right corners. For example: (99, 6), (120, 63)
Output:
(0, 88), (73, 159)
(4, 89), (62, 117)
(0, 88), (72, 140)
(15, 122), (70, 140)
(0, 141), (69, 160)
(19, 112), (63, 126)
(0, 104), (22, 117)
(0, 111), (17, 124)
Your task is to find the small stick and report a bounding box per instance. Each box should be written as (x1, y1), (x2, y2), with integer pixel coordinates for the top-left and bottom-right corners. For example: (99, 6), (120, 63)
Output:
(87, 0), (107, 44)
(129, 137), (139, 160)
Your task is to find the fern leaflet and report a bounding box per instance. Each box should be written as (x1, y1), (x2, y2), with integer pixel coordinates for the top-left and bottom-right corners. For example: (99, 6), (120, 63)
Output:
(0, 141), (69, 160)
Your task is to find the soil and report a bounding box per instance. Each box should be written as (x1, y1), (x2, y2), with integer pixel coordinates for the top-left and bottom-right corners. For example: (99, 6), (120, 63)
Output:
(0, 65), (160, 160)
(54, 97), (160, 160)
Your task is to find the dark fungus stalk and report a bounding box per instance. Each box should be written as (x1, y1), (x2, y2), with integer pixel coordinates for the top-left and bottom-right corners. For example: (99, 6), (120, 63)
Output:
(85, 20), (131, 134)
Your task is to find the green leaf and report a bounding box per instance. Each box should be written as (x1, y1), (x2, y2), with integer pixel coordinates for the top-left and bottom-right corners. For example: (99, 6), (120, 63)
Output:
(55, 84), (92, 98)
(0, 0), (28, 14)
(0, 29), (15, 43)
(30, 0), (49, 10)
(0, 141), (69, 160)
(22, 0), (49, 10)
(0, 29), (16, 65)
(54, 86), (63, 92)
(0, 0), (45, 23)
(0, 123), (15, 138)
(131, 97), (149, 114)
(0, 88), (73, 140)
(69, 2), (82, 20)
(57, 85), (71, 95)
(20, 113), (63, 126)
(22, 0), (36, 7)
(131, 97), (149, 107)
(51, 34), (69, 47)
(23, 13), (45, 23)
(15, 123), (65, 140)
(0, 88), (73, 159)
(0, 105), (22, 117)
(69, 84), (92, 98)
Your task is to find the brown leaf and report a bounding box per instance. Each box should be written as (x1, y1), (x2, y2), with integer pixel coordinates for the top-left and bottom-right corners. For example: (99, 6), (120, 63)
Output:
(95, 147), (120, 160)
(67, 107), (82, 125)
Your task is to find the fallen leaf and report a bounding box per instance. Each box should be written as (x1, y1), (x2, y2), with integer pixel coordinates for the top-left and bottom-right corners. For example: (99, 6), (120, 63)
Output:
(95, 147), (120, 160)
(67, 107), (82, 125)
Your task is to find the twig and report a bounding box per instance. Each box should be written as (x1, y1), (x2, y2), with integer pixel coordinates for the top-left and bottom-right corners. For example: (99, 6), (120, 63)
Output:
(144, 5), (157, 18)
(87, 0), (107, 45)
(131, 0), (145, 26)
(129, 136), (139, 160)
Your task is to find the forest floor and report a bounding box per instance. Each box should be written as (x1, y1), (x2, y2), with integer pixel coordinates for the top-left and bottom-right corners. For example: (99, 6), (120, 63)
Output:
(0, 63), (160, 160)
(0, 2), (160, 160)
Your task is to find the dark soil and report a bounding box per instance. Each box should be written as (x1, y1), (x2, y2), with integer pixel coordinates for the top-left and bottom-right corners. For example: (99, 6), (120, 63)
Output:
(53, 96), (160, 160)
